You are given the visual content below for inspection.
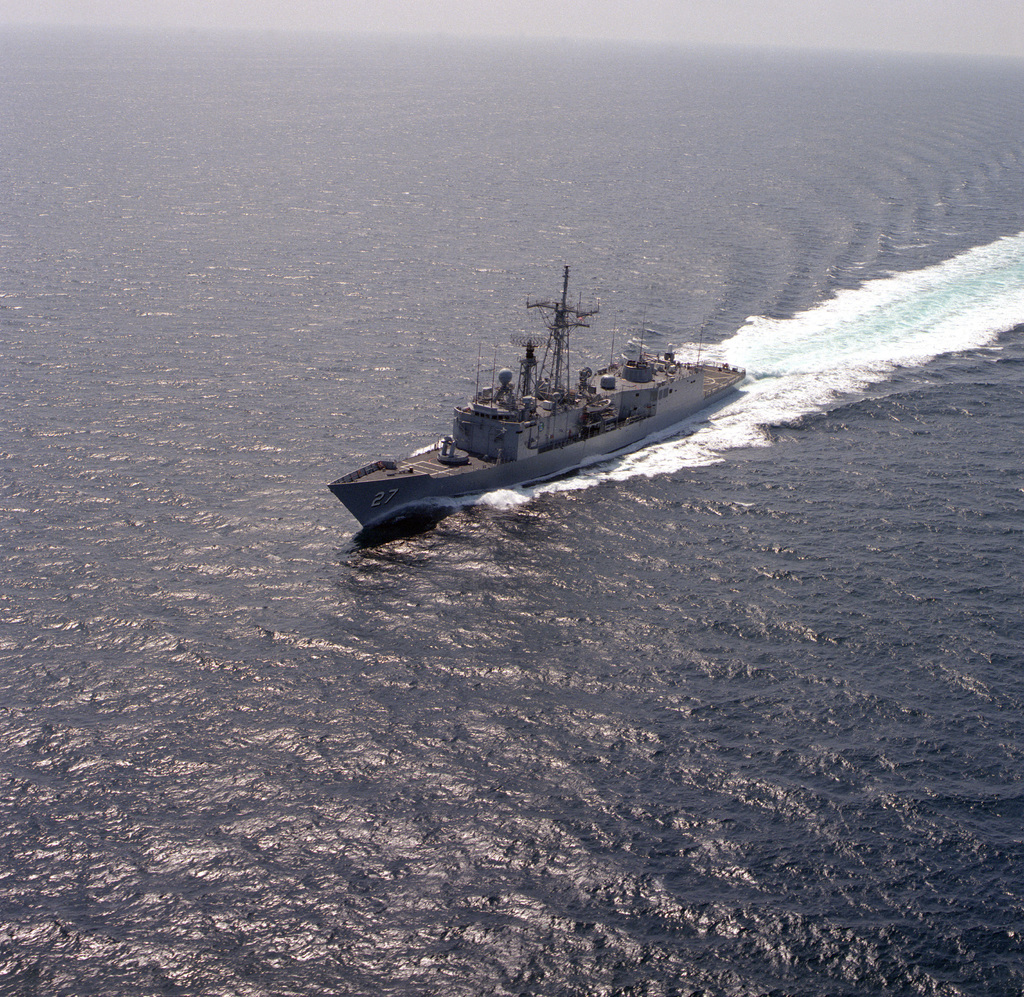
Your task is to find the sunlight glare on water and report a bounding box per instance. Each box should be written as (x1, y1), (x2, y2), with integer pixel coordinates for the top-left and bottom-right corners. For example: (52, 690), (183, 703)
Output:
(2, 30), (1023, 997)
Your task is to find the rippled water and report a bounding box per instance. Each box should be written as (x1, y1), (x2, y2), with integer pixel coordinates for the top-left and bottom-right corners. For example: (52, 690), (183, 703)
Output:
(2, 29), (1023, 996)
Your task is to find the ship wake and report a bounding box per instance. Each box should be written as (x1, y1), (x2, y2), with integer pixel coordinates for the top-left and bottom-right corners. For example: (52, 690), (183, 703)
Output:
(476, 230), (1024, 510)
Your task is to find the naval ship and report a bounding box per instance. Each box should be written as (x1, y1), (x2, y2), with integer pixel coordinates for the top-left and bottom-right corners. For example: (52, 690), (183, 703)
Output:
(329, 267), (744, 528)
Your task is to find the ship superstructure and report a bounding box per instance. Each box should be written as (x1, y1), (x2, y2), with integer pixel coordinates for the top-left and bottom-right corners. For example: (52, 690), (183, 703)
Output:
(329, 267), (744, 529)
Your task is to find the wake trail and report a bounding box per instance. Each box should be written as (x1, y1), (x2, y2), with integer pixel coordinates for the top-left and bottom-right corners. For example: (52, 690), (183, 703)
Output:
(476, 232), (1024, 509)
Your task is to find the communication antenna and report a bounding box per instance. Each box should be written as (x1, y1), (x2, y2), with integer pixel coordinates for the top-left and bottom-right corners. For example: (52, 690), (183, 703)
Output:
(524, 265), (599, 398)
(696, 316), (708, 366)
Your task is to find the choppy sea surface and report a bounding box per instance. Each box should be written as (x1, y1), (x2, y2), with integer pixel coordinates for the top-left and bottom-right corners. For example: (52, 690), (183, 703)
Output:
(2, 28), (1024, 996)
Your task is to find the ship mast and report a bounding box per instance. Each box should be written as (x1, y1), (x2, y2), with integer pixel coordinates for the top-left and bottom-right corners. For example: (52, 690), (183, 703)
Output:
(524, 266), (599, 399)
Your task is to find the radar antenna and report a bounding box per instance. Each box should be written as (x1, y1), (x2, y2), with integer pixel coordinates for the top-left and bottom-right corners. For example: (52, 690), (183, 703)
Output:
(524, 265), (599, 398)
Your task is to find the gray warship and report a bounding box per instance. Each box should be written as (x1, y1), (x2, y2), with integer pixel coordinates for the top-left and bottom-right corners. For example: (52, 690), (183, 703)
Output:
(329, 267), (745, 528)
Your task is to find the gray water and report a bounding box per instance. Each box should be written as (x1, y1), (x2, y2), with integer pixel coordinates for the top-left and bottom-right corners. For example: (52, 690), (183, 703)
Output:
(2, 28), (1023, 996)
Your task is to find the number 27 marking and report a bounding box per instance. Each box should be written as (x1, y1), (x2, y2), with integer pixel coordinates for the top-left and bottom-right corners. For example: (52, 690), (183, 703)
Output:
(371, 488), (399, 508)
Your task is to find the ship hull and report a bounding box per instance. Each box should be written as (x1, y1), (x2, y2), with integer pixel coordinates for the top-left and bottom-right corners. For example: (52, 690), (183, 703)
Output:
(330, 372), (742, 529)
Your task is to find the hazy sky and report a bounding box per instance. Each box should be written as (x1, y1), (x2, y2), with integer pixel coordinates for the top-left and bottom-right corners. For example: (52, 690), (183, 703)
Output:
(3, 0), (1022, 60)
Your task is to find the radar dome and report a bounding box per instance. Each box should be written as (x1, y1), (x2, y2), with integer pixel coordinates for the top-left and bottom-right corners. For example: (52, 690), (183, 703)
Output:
(498, 368), (514, 386)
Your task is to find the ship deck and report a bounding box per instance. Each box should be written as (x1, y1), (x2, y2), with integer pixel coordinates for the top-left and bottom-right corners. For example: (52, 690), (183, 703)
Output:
(331, 449), (492, 488)
(702, 364), (745, 396)
(331, 362), (745, 492)
(397, 452), (491, 477)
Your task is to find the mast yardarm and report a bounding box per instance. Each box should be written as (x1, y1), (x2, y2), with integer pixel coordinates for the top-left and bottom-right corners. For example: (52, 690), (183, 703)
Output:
(524, 265), (599, 399)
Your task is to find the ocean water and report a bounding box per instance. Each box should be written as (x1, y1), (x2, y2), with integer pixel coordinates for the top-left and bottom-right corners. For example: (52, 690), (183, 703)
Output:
(1, 28), (1023, 996)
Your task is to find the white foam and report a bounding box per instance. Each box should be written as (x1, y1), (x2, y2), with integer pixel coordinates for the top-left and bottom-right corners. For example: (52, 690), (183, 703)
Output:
(729, 233), (1024, 382)
(470, 487), (533, 511)
(486, 232), (1024, 504)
